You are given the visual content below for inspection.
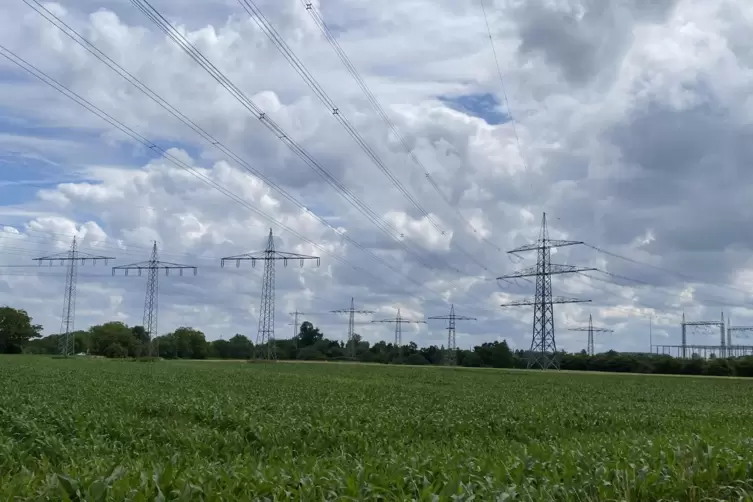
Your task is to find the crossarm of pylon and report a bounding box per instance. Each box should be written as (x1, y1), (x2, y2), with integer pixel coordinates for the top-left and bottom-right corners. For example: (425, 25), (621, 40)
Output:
(497, 264), (596, 280)
(371, 319), (426, 324)
(428, 315), (477, 321)
(729, 326), (753, 331)
(112, 261), (197, 276)
(682, 321), (723, 326)
(35, 251), (115, 263)
(507, 239), (584, 254)
(221, 251), (320, 267)
(331, 310), (375, 314)
(568, 326), (613, 332)
(500, 296), (591, 307)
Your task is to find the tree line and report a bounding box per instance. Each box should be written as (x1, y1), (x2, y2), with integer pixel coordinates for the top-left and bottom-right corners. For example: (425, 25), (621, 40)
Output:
(3, 306), (753, 377)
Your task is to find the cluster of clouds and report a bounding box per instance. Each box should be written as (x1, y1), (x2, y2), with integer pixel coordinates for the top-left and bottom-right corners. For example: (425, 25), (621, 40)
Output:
(1, 0), (752, 353)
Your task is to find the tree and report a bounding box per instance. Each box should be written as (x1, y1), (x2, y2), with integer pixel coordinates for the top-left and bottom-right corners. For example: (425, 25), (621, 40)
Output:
(0, 306), (42, 354)
(297, 321), (323, 347)
(89, 322), (142, 358)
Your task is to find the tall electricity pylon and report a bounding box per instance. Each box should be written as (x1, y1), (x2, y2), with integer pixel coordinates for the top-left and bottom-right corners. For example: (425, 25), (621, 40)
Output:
(221, 228), (319, 360)
(568, 314), (613, 356)
(331, 297), (375, 358)
(289, 310), (305, 347)
(34, 236), (114, 357)
(112, 241), (197, 356)
(372, 308), (426, 358)
(428, 304), (476, 365)
(497, 213), (594, 370)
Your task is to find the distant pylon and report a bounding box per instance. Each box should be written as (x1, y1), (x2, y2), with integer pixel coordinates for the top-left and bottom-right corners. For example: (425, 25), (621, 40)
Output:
(372, 308), (425, 358)
(567, 314), (613, 356)
(428, 304), (477, 365)
(112, 241), (197, 357)
(498, 213), (594, 369)
(34, 237), (114, 357)
(221, 228), (320, 360)
(331, 297), (374, 358)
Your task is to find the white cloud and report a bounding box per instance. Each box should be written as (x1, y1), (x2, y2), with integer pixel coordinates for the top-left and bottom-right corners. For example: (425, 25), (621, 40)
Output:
(0, 0), (750, 355)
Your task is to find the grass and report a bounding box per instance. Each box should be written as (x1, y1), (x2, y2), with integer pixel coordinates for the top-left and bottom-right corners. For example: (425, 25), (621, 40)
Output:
(1, 356), (753, 500)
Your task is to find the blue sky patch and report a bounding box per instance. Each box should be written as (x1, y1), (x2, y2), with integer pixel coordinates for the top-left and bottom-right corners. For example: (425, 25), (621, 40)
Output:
(438, 92), (511, 125)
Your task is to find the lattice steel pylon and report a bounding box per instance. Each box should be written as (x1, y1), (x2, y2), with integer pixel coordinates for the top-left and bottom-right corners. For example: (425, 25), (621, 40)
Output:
(372, 308), (425, 358)
(221, 228), (320, 360)
(34, 236), (114, 357)
(428, 304), (477, 365)
(112, 241), (197, 357)
(497, 213), (595, 370)
(568, 314), (613, 356)
(331, 297), (374, 358)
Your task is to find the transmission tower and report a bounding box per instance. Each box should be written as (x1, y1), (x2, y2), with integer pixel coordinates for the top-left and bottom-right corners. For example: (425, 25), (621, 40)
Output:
(221, 228), (320, 360)
(289, 310), (305, 347)
(428, 304), (477, 365)
(372, 308), (425, 358)
(498, 212), (594, 369)
(726, 316), (753, 357)
(34, 237), (114, 357)
(112, 241), (197, 357)
(331, 297), (374, 358)
(568, 314), (613, 356)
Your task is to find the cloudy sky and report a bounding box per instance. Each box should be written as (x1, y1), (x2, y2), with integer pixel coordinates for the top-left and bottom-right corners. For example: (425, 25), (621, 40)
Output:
(1, 0), (752, 354)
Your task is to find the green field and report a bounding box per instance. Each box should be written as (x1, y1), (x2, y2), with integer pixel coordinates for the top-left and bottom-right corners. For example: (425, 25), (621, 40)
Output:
(1, 357), (753, 500)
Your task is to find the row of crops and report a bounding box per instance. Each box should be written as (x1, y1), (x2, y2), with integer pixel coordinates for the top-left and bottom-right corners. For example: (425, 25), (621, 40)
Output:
(1, 356), (752, 500)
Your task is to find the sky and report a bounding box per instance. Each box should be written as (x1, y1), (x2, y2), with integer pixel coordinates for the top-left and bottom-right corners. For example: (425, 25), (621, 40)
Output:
(1, 0), (752, 354)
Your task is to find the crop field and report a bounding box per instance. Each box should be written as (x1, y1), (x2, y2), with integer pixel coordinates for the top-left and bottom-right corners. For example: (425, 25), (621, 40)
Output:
(1, 357), (753, 500)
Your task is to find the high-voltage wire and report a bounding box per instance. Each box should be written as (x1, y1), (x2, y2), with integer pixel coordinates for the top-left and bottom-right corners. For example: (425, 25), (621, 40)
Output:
(497, 213), (594, 369)
(567, 314), (613, 356)
(112, 241), (197, 356)
(33, 237), (114, 356)
(129, 0), (466, 277)
(478, 0), (530, 175)
(0, 45), (502, 317)
(221, 229), (320, 360)
(17, 0), (455, 284)
(585, 243), (751, 297)
(298, 0), (503, 254)
(238, 0), (492, 271)
(428, 304), (477, 365)
(19, 0), (504, 313)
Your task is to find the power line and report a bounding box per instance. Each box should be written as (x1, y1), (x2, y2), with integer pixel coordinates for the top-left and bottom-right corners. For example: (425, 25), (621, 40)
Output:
(478, 0), (530, 174)
(240, 0), (493, 271)
(585, 243), (751, 297)
(0, 44), (499, 317)
(299, 0), (504, 255)
(16, 1), (498, 312)
(128, 0), (464, 277)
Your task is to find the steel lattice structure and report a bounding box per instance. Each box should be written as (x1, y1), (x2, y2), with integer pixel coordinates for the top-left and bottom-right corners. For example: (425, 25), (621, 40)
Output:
(428, 304), (476, 365)
(112, 241), (197, 357)
(34, 237), (114, 357)
(498, 213), (594, 370)
(681, 313), (725, 359)
(568, 314), (613, 356)
(331, 297), (374, 358)
(221, 229), (319, 360)
(372, 308), (425, 358)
